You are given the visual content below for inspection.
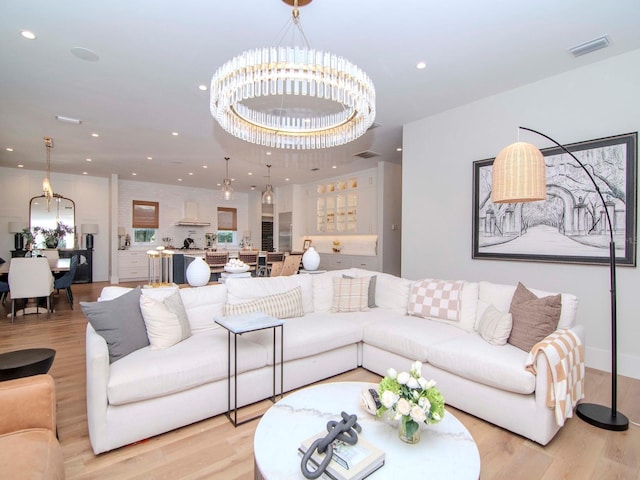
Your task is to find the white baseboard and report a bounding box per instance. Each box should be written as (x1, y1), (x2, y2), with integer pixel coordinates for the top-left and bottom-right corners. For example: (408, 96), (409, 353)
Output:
(585, 346), (640, 380)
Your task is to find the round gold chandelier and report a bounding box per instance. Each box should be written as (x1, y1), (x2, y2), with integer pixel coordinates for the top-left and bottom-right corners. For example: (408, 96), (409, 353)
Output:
(209, 0), (376, 150)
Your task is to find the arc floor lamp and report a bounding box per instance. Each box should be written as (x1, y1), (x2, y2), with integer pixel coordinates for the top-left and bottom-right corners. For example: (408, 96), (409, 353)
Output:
(492, 126), (629, 431)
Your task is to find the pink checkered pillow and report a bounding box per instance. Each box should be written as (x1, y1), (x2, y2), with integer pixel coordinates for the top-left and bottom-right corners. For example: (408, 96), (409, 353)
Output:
(408, 279), (464, 321)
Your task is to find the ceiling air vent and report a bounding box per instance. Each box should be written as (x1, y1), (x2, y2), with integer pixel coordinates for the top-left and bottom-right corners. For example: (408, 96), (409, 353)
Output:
(353, 150), (381, 159)
(568, 35), (610, 57)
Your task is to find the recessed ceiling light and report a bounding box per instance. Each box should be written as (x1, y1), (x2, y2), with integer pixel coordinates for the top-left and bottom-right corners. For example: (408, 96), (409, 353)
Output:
(91, 133), (99, 137)
(56, 115), (82, 124)
(416, 61), (427, 69)
(6, 147), (13, 152)
(83, 172), (88, 175)
(178, 178), (182, 182)
(285, 178), (290, 182)
(147, 156), (153, 160)
(332, 165), (337, 169)
(216, 182), (221, 186)
(20, 30), (36, 40)
(17, 164), (24, 168)
(251, 185), (256, 190)
(188, 172), (193, 176)
(248, 172), (253, 175)
(86, 158), (92, 162)
(198, 85), (207, 91)
(132, 172), (137, 176)
(172, 132), (179, 136)
(266, 151), (272, 155)
(396, 147), (402, 152)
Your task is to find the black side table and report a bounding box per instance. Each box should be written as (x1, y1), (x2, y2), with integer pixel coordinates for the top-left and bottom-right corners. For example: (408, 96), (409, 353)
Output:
(0, 348), (56, 381)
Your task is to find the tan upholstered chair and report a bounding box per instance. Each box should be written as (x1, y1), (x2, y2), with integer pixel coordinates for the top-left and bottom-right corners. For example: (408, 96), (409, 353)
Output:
(237, 251), (258, 276)
(0, 374), (64, 479)
(274, 254), (301, 277)
(265, 252), (284, 276)
(8, 257), (54, 321)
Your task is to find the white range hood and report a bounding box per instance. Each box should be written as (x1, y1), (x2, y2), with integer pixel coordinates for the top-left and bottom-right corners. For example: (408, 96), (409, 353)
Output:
(176, 201), (210, 226)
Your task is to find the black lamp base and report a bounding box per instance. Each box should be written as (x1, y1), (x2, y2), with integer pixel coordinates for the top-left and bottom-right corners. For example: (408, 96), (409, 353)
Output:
(576, 403), (629, 431)
(14, 232), (24, 251)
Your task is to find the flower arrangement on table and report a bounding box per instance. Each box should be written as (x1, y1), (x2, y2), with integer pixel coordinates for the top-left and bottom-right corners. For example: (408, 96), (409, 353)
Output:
(32, 221), (74, 248)
(377, 361), (445, 443)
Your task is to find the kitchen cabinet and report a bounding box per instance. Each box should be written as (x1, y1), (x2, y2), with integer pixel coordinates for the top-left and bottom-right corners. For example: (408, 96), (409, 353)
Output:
(118, 250), (149, 282)
(319, 253), (379, 271)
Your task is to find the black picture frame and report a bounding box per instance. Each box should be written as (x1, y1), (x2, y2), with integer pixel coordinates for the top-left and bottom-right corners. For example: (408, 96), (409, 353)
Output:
(472, 132), (637, 266)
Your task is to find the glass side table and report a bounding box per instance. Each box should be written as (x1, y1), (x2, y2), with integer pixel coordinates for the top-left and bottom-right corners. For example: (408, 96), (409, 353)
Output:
(215, 312), (284, 426)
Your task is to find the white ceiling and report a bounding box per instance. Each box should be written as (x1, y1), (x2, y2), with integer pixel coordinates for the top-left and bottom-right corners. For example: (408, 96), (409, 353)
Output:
(1, 0), (640, 193)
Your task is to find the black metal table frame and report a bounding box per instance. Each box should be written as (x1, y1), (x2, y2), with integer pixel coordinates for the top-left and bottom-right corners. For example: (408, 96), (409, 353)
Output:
(223, 323), (284, 427)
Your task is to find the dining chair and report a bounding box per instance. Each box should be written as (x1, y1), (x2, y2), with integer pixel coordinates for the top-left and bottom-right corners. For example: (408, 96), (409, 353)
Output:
(205, 251), (229, 280)
(7, 258), (54, 322)
(53, 255), (79, 308)
(271, 254), (301, 277)
(237, 251), (259, 276)
(265, 252), (285, 276)
(0, 281), (9, 304)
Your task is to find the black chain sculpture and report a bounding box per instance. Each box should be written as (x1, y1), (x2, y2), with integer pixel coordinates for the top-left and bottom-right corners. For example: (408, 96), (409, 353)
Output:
(300, 411), (362, 479)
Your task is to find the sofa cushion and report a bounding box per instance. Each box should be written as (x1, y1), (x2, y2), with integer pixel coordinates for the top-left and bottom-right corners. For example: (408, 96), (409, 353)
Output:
(331, 277), (370, 312)
(508, 282), (561, 352)
(408, 278), (464, 321)
(224, 287), (305, 319)
(242, 312), (364, 364)
(81, 287), (149, 364)
(226, 275), (314, 314)
(179, 283), (228, 332)
(106, 330), (268, 405)
(363, 315), (467, 363)
(477, 281), (577, 329)
(373, 272), (413, 313)
(312, 269), (358, 313)
(477, 304), (512, 346)
(139, 292), (191, 350)
(426, 334), (536, 394)
(343, 273), (377, 308)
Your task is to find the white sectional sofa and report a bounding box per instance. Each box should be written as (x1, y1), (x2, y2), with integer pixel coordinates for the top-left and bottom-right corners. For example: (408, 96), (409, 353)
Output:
(84, 268), (581, 454)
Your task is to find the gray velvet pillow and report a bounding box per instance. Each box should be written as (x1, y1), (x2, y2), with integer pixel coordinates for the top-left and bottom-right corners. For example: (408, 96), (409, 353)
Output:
(507, 282), (561, 352)
(81, 286), (149, 363)
(343, 274), (377, 308)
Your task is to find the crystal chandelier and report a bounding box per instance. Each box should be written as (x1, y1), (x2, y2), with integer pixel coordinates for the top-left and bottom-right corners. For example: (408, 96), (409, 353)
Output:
(262, 164), (275, 205)
(221, 157), (234, 201)
(210, 0), (376, 150)
(42, 136), (54, 210)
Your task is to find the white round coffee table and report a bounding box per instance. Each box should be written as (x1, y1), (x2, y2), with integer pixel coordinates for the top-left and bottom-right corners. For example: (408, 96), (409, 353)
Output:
(254, 381), (480, 479)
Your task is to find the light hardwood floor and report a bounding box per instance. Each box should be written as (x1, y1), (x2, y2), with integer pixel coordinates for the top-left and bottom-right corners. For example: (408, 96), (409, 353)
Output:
(0, 282), (638, 479)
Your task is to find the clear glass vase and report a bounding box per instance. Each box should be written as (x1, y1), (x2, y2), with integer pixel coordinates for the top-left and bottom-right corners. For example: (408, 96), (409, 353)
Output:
(398, 419), (421, 444)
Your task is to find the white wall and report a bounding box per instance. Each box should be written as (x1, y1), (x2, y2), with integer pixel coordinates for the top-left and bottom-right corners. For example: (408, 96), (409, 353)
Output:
(0, 166), (110, 281)
(118, 179), (249, 251)
(402, 48), (640, 379)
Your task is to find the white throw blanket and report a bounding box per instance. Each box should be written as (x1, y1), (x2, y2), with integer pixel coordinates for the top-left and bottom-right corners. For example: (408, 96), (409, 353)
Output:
(525, 329), (585, 426)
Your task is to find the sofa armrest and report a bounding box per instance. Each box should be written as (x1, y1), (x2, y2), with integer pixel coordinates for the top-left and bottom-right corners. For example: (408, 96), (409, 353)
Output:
(533, 325), (584, 408)
(86, 323), (111, 453)
(0, 374), (57, 435)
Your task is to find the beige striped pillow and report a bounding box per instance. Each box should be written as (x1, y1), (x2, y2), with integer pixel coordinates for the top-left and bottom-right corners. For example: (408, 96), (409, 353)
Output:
(331, 277), (370, 313)
(224, 286), (304, 319)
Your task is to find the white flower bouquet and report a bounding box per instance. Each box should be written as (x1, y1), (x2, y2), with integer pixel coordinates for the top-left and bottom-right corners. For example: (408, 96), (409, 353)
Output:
(377, 361), (445, 441)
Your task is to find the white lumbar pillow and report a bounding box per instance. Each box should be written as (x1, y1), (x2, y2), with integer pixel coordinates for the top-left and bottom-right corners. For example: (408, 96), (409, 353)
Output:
(477, 304), (513, 346)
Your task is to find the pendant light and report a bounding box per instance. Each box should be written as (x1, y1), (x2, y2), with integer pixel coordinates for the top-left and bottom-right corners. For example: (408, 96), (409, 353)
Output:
(221, 157), (234, 201)
(262, 164), (275, 205)
(42, 137), (54, 211)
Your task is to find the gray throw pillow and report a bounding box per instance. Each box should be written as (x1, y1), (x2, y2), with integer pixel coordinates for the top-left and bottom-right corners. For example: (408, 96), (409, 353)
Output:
(343, 274), (377, 308)
(80, 286), (149, 363)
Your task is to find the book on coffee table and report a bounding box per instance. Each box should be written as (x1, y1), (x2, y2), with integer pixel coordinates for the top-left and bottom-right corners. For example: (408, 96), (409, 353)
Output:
(298, 431), (385, 480)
